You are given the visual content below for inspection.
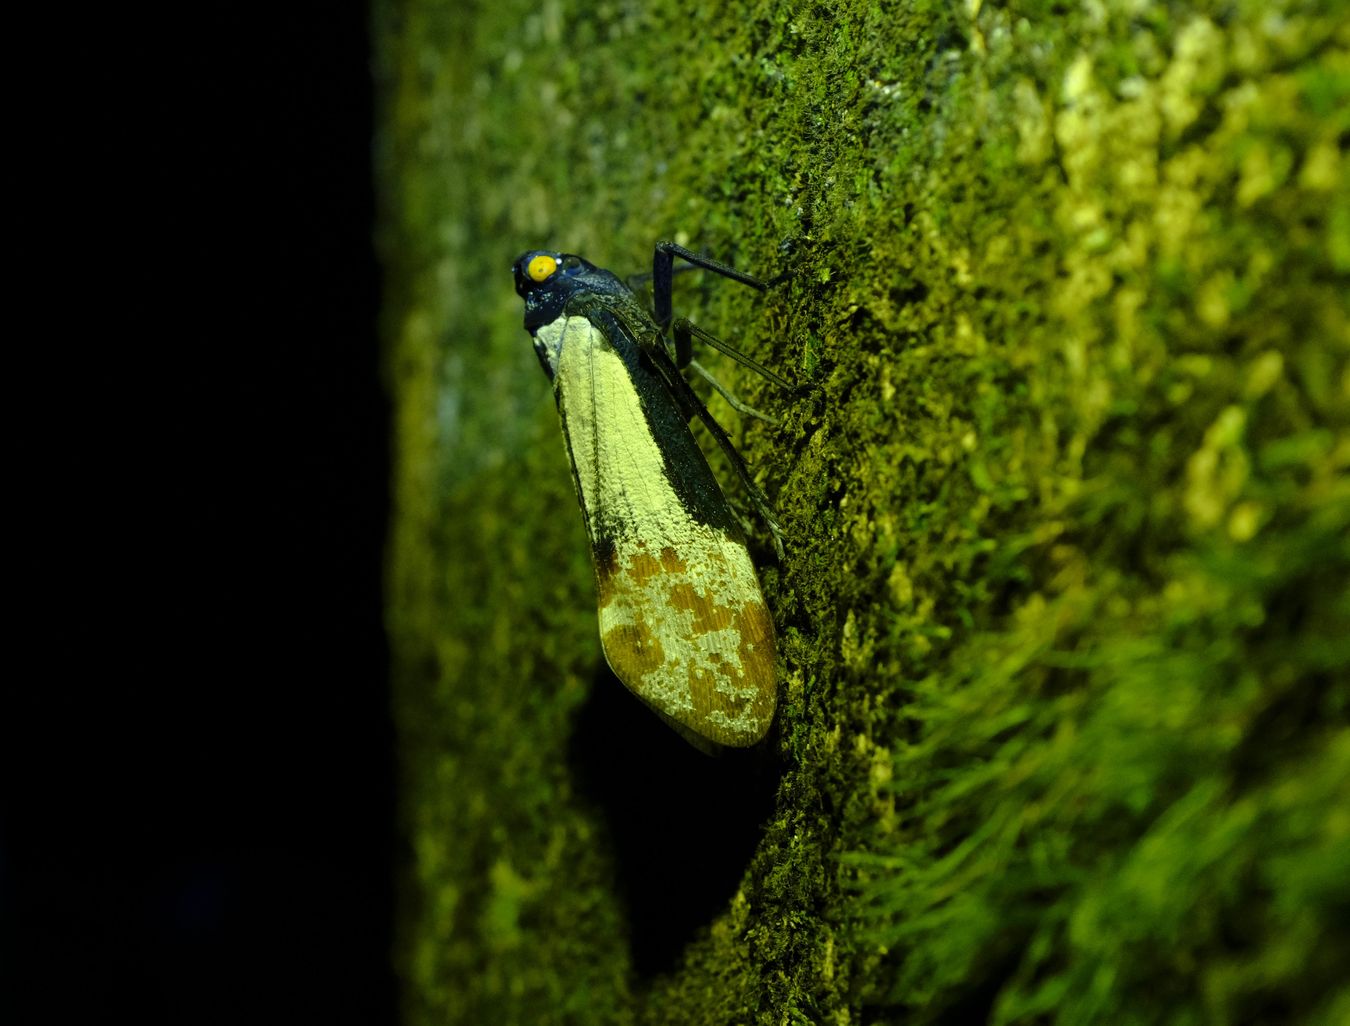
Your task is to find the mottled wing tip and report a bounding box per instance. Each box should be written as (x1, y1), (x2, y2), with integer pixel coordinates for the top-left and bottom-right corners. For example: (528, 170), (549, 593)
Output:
(597, 543), (777, 749)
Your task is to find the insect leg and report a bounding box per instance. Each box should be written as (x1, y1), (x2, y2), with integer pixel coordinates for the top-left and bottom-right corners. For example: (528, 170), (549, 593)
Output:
(624, 261), (699, 294)
(645, 342), (786, 560)
(652, 241), (769, 334)
(672, 317), (794, 389)
(687, 359), (777, 425)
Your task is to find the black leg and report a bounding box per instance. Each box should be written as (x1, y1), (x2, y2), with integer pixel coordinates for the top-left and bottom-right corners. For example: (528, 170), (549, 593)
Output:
(673, 317), (793, 389)
(651, 241), (790, 386)
(652, 241), (770, 333)
(639, 241), (791, 557)
(644, 341), (787, 560)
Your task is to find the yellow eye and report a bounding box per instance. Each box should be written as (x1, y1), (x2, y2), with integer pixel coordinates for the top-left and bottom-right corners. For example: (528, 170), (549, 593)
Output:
(527, 254), (558, 282)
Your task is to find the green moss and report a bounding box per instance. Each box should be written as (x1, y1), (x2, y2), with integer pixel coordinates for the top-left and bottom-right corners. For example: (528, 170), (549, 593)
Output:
(377, 0), (1349, 1022)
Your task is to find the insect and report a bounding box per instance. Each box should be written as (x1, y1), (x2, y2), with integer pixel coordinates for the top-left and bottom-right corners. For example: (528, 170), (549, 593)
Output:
(511, 241), (787, 748)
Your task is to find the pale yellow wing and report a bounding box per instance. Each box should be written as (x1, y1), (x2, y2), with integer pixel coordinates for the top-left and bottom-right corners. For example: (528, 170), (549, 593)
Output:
(552, 313), (777, 747)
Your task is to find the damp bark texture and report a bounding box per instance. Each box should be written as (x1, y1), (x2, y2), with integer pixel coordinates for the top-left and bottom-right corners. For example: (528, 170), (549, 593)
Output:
(376, 2), (1349, 1023)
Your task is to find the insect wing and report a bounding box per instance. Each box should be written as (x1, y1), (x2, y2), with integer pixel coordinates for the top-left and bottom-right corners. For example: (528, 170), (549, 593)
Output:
(550, 313), (777, 747)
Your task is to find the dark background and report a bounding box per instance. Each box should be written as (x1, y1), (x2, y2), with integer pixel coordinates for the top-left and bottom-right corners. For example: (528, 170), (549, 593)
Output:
(3, 6), (396, 1023)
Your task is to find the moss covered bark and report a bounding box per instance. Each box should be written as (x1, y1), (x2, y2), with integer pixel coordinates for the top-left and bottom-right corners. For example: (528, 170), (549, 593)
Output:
(376, 1), (1349, 1022)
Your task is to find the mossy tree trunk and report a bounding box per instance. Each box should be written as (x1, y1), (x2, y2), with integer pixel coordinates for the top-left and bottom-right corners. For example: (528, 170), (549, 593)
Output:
(376, 2), (1349, 1023)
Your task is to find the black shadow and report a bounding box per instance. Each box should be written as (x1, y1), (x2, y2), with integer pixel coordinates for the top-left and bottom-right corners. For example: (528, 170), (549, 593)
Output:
(567, 662), (780, 977)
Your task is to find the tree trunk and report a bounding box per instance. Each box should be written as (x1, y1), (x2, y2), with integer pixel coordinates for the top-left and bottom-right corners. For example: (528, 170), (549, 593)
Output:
(375, 2), (1349, 1022)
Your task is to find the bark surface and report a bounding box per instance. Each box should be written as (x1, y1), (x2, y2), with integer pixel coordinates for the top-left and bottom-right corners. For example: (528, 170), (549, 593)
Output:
(376, 2), (1350, 1022)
